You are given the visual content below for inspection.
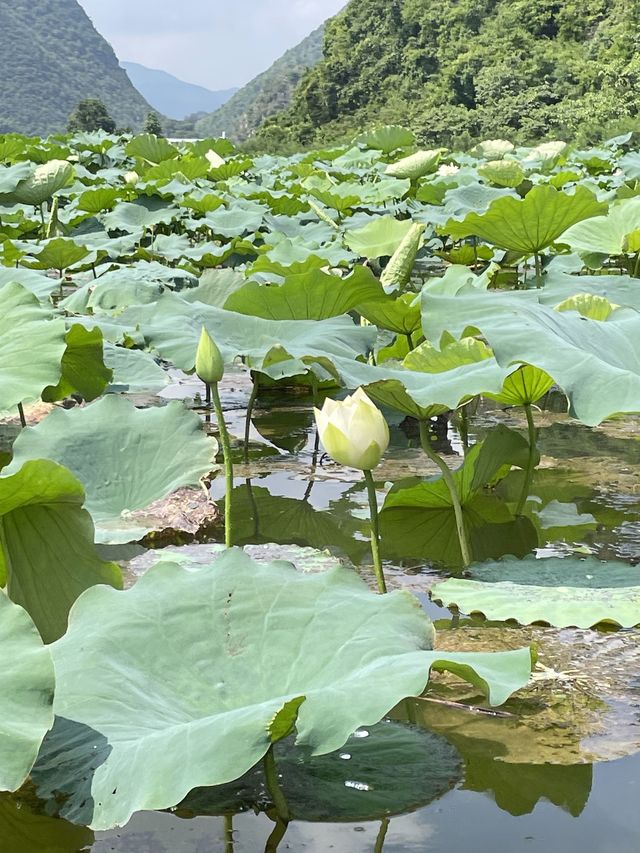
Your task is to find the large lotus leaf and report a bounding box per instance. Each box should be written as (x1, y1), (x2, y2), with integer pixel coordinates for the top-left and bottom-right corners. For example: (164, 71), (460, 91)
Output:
(41, 324), (112, 403)
(7, 397), (217, 544)
(182, 268), (245, 307)
(477, 159), (525, 188)
(0, 595), (55, 791)
(0, 795), (93, 852)
(26, 237), (91, 272)
(203, 206), (264, 238)
(539, 272), (640, 313)
(102, 201), (179, 232)
(421, 289), (640, 425)
(441, 184), (517, 221)
(328, 347), (514, 417)
(178, 721), (462, 822)
(126, 293), (375, 377)
(619, 151), (640, 180)
(358, 291), (421, 335)
(125, 134), (179, 164)
(485, 364), (554, 407)
(8, 160), (74, 206)
(76, 187), (121, 214)
(353, 126), (415, 153)
(473, 139), (514, 159)
(104, 344), (169, 394)
(0, 283), (66, 412)
(42, 550), (532, 829)
(0, 161), (32, 194)
(224, 266), (385, 320)
(559, 198), (640, 255)
(0, 460), (121, 642)
(344, 216), (416, 258)
(385, 149), (443, 180)
(0, 268), (59, 301)
(431, 555), (640, 628)
(383, 424), (535, 511)
(442, 185), (607, 254)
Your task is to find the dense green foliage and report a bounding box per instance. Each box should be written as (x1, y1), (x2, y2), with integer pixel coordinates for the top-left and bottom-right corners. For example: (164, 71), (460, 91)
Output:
(257, 0), (640, 149)
(195, 26), (325, 142)
(0, 0), (152, 136)
(67, 99), (116, 134)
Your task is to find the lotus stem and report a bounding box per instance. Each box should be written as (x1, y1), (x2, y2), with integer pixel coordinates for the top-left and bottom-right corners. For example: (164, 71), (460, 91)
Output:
(534, 252), (542, 289)
(263, 745), (290, 825)
(17, 402), (26, 429)
(224, 813), (234, 853)
(210, 382), (233, 548)
(374, 818), (390, 853)
(244, 372), (259, 462)
(418, 420), (471, 567)
(363, 469), (388, 594)
(515, 403), (538, 516)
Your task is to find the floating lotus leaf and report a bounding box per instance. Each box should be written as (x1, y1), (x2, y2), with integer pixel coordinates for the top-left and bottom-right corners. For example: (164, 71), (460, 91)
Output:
(431, 555), (640, 628)
(38, 550), (531, 829)
(442, 185), (607, 254)
(559, 198), (640, 255)
(421, 289), (640, 425)
(0, 460), (121, 642)
(7, 397), (217, 544)
(224, 266), (385, 320)
(0, 283), (66, 412)
(0, 595), (55, 791)
(104, 344), (169, 394)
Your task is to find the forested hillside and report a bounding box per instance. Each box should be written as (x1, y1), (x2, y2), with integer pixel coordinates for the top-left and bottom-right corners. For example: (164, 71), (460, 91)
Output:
(256, 0), (640, 148)
(194, 26), (325, 142)
(0, 0), (152, 135)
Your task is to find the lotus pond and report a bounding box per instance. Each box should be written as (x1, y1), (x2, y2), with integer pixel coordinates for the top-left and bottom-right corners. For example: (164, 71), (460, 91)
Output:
(0, 127), (639, 851)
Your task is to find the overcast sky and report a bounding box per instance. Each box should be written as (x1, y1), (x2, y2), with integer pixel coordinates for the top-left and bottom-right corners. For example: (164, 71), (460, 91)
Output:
(77, 1), (347, 91)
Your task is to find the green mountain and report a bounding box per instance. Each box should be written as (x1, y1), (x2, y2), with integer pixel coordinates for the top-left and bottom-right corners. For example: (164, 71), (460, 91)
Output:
(257, 0), (640, 149)
(0, 0), (153, 136)
(121, 62), (237, 121)
(194, 26), (325, 142)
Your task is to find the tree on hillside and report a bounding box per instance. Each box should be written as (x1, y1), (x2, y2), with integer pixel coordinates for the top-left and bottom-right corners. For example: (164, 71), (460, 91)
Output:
(67, 98), (116, 133)
(144, 111), (164, 136)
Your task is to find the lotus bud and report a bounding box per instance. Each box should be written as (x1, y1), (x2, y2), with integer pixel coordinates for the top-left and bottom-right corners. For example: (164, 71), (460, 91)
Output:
(124, 170), (139, 185)
(314, 388), (389, 471)
(195, 327), (224, 385)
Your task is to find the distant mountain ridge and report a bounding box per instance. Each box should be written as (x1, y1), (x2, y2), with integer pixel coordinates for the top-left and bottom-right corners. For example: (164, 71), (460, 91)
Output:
(0, 0), (153, 136)
(122, 62), (237, 121)
(194, 25), (325, 142)
(258, 0), (640, 149)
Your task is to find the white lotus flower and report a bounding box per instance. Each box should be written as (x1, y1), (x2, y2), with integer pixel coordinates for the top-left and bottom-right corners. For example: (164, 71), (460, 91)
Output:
(314, 388), (389, 471)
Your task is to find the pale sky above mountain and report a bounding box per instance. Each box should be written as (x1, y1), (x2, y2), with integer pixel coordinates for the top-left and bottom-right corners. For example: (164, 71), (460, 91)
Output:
(77, 0), (348, 91)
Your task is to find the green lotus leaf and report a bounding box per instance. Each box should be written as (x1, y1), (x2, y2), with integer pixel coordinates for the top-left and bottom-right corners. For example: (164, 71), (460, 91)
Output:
(383, 424), (536, 511)
(125, 134), (179, 165)
(104, 344), (169, 394)
(353, 126), (416, 153)
(40, 550), (531, 829)
(41, 324), (112, 403)
(76, 187), (121, 214)
(102, 201), (180, 233)
(7, 397), (217, 544)
(0, 595), (55, 791)
(385, 149), (444, 180)
(619, 151), (640, 180)
(442, 185), (607, 254)
(0, 460), (121, 642)
(421, 289), (640, 424)
(478, 159), (525, 188)
(0, 161), (32, 194)
(540, 272), (640, 313)
(182, 268), (246, 307)
(358, 291), (421, 335)
(25, 238), (92, 273)
(179, 721), (462, 822)
(0, 267), (58, 301)
(431, 555), (640, 628)
(224, 266), (385, 320)
(559, 198), (640, 255)
(472, 139), (514, 160)
(555, 292), (619, 321)
(204, 206), (264, 238)
(485, 364), (554, 407)
(344, 216), (415, 259)
(9, 160), (74, 206)
(0, 283), (66, 412)
(127, 293), (375, 377)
